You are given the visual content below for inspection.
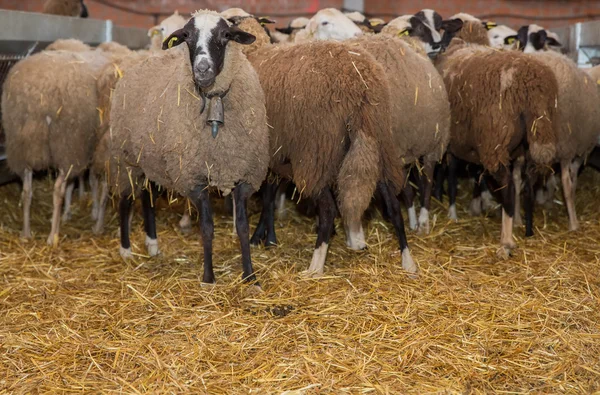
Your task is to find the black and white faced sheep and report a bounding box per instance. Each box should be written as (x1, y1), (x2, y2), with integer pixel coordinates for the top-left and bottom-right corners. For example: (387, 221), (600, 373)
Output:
(109, 10), (269, 285)
(2, 42), (110, 245)
(435, 18), (559, 257)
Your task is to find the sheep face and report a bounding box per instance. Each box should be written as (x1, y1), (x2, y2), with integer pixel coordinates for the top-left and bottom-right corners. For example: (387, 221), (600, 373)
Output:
(304, 8), (363, 41)
(488, 25), (519, 49)
(513, 25), (562, 53)
(389, 15), (442, 56)
(414, 9), (443, 32)
(163, 13), (256, 89)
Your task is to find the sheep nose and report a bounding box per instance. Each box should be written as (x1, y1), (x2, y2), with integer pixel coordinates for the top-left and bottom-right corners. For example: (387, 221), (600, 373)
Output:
(196, 59), (210, 73)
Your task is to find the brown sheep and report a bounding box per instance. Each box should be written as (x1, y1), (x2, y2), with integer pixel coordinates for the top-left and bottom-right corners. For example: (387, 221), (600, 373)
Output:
(232, 16), (415, 276)
(435, 19), (559, 257)
(109, 11), (269, 284)
(43, 0), (88, 18)
(2, 42), (110, 245)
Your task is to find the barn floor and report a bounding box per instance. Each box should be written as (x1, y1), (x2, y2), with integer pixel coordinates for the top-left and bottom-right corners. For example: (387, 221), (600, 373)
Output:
(1, 171), (599, 393)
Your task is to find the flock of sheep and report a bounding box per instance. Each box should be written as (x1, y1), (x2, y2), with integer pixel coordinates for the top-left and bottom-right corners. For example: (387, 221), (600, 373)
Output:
(2, 4), (599, 286)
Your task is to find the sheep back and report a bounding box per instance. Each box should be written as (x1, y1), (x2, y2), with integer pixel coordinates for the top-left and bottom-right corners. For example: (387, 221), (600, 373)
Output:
(532, 51), (600, 161)
(436, 43), (558, 171)
(46, 39), (91, 52)
(2, 49), (109, 177)
(348, 35), (450, 165)
(43, 0), (81, 17)
(456, 21), (491, 46)
(110, 45), (269, 196)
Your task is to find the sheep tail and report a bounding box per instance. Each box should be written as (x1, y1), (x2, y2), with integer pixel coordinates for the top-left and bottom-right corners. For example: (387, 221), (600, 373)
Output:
(524, 78), (558, 166)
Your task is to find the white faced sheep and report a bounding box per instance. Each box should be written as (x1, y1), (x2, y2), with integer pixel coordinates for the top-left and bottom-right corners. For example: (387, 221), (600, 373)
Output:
(434, 17), (559, 257)
(109, 10), (270, 285)
(511, 24), (600, 234)
(148, 12), (188, 51)
(2, 41), (111, 245)
(294, 8), (363, 43)
(43, 0), (88, 18)
(228, 15), (415, 276)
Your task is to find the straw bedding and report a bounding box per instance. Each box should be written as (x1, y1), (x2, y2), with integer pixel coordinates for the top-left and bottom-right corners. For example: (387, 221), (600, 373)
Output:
(1, 172), (600, 393)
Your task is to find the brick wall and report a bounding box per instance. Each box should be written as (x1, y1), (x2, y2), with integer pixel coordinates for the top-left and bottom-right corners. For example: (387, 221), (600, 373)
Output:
(0, 0), (598, 29)
(364, 0), (600, 29)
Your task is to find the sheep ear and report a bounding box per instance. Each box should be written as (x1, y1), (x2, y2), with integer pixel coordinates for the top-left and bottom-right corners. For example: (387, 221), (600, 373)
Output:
(162, 29), (187, 50)
(441, 18), (463, 34)
(504, 35), (518, 46)
(547, 37), (562, 47)
(275, 26), (294, 34)
(257, 16), (276, 25)
(516, 26), (529, 51)
(226, 25), (256, 45)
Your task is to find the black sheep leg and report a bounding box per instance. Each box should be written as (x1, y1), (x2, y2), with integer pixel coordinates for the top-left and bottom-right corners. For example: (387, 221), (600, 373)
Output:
(401, 182), (417, 231)
(448, 154), (459, 220)
(119, 193), (135, 257)
(306, 187), (337, 276)
(250, 180), (279, 247)
(378, 181), (417, 274)
(141, 181), (160, 256)
(433, 162), (446, 202)
(190, 185), (215, 284)
(524, 169), (537, 238)
(234, 182), (258, 283)
(489, 166), (516, 257)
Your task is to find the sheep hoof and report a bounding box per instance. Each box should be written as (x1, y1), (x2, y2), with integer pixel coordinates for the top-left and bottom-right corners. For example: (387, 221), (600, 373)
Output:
(301, 269), (324, 279)
(245, 284), (263, 296)
(200, 281), (216, 289)
(496, 245), (513, 260)
(569, 222), (580, 232)
(91, 207), (99, 221)
(346, 238), (367, 251)
(46, 234), (59, 247)
(448, 205), (458, 221)
(92, 223), (104, 235)
(145, 237), (160, 257)
(514, 215), (523, 227)
(469, 198), (482, 217)
(401, 249), (418, 276)
(417, 209), (430, 234)
(119, 246), (133, 259)
(61, 212), (72, 223)
(20, 230), (32, 240)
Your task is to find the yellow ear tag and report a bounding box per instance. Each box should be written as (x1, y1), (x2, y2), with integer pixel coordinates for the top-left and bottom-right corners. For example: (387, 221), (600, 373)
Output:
(260, 16), (270, 26)
(150, 29), (160, 37)
(398, 29), (409, 37)
(168, 36), (178, 49)
(507, 37), (516, 45)
(485, 22), (497, 30)
(370, 21), (381, 26)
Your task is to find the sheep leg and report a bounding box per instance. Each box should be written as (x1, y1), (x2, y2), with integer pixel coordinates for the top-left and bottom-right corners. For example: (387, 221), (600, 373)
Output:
(62, 181), (74, 223)
(469, 173), (483, 217)
(401, 183), (417, 231)
(47, 169), (67, 246)
(306, 187), (336, 277)
(275, 182), (287, 219)
(234, 182), (259, 284)
(433, 162), (446, 202)
(512, 156), (524, 227)
(141, 182), (159, 257)
(190, 184), (215, 284)
(90, 172), (99, 221)
(118, 194), (135, 259)
(523, 167), (538, 238)
(447, 154), (459, 220)
(561, 159), (581, 231)
(92, 177), (108, 235)
(78, 174), (86, 199)
(250, 181), (279, 247)
(179, 198), (193, 233)
(480, 179), (495, 212)
(21, 168), (33, 239)
(492, 167), (516, 258)
(418, 160), (435, 234)
(345, 219), (366, 251)
(378, 181), (417, 275)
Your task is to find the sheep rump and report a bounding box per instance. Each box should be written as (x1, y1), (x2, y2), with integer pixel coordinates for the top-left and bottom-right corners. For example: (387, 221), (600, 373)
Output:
(436, 42), (558, 172)
(110, 44), (269, 197)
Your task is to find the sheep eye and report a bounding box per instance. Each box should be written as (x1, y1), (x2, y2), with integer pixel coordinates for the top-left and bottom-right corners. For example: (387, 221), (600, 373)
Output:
(321, 21), (329, 26)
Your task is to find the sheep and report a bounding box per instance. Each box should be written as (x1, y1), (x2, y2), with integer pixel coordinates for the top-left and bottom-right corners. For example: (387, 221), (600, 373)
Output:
(43, 0), (88, 18)
(513, 25), (562, 53)
(274, 17), (310, 43)
(109, 11), (269, 284)
(2, 41), (111, 245)
(317, 16), (450, 234)
(344, 11), (380, 33)
(435, 17), (559, 256)
(228, 14), (414, 276)
(46, 39), (91, 52)
(382, 14), (443, 55)
(294, 8), (363, 43)
(512, 25), (600, 233)
(148, 12), (188, 51)
(487, 25), (519, 49)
